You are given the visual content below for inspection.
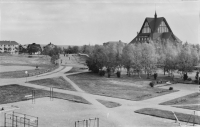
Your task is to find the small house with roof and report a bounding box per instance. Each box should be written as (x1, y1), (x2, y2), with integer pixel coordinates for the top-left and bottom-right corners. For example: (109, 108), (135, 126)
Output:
(43, 42), (56, 50)
(130, 12), (181, 44)
(0, 41), (19, 54)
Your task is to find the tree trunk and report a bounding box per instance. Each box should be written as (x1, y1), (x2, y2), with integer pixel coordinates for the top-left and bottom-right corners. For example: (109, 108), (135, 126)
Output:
(138, 70), (141, 78)
(164, 67), (165, 75)
(147, 73), (150, 79)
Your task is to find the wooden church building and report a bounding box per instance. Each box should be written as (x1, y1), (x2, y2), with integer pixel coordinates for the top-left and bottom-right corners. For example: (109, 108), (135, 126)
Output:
(130, 12), (181, 44)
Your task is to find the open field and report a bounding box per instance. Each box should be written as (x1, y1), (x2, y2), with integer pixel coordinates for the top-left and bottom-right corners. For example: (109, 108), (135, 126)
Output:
(67, 72), (177, 101)
(0, 65), (36, 72)
(135, 108), (200, 125)
(0, 84), (90, 105)
(29, 76), (76, 91)
(0, 54), (51, 65)
(160, 92), (200, 105)
(96, 99), (121, 108)
(174, 105), (200, 111)
(0, 64), (58, 78)
(0, 54), (58, 78)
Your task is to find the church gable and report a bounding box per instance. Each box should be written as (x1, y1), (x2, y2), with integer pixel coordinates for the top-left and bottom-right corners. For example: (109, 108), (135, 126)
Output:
(141, 21), (151, 33)
(157, 20), (169, 33)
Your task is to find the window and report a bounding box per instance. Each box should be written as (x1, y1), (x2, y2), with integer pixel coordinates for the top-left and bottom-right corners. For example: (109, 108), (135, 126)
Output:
(142, 22), (151, 33)
(157, 21), (169, 33)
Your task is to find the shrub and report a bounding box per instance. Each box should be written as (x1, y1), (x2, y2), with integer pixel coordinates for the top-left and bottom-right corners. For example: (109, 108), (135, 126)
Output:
(194, 80), (200, 84)
(149, 82), (155, 87)
(157, 80), (163, 84)
(187, 78), (192, 81)
(108, 73), (111, 78)
(116, 71), (121, 78)
(183, 73), (188, 81)
(99, 70), (105, 76)
(169, 87), (173, 90)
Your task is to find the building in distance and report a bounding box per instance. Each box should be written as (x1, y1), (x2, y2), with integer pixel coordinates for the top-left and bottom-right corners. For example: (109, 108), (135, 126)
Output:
(103, 40), (127, 46)
(0, 40), (19, 54)
(130, 12), (182, 44)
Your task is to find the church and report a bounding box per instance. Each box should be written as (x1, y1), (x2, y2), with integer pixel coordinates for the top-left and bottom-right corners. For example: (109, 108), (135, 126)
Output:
(130, 12), (181, 44)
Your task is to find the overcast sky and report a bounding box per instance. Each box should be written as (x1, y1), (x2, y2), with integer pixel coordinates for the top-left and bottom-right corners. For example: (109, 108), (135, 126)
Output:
(0, 0), (199, 45)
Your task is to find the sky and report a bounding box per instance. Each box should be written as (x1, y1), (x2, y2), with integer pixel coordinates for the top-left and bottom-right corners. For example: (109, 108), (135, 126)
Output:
(0, 0), (199, 46)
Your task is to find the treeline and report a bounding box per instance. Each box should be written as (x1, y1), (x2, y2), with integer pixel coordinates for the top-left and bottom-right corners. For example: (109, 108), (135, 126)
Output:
(63, 45), (94, 54)
(86, 40), (200, 79)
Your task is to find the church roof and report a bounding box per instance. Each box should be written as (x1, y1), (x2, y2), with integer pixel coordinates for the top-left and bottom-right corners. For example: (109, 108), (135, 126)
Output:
(142, 17), (172, 33)
(146, 17), (163, 32)
(130, 13), (181, 44)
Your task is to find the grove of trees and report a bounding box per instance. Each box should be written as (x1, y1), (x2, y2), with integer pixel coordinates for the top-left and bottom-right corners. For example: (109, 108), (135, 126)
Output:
(42, 45), (62, 64)
(63, 45), (94, 55)
(86, 40), (200, 80)
(27, 43), (42, 55)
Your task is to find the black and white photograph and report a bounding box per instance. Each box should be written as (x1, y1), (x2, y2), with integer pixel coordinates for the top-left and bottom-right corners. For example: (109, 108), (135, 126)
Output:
(0, 0), (199, 127)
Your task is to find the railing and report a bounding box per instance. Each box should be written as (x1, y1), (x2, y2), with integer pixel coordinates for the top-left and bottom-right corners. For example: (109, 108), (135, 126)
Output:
(75, 118), (99, 127)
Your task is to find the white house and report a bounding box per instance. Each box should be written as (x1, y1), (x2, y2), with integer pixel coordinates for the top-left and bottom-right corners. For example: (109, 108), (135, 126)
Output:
(0, 41), (19, 54)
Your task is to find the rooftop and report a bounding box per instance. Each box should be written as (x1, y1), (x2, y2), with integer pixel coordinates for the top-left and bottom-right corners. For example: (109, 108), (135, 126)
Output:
(0, 41), (19, 45)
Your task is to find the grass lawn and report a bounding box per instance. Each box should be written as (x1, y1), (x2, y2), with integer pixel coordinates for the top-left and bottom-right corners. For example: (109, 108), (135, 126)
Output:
(67, 72), (177, 101)
(65, 67), (88, 74)
(135, 108), (200, 125)
(92, 71), (180, 87)
(174, 105), (200, 111)
(73, 54), (87, 65)
(28, 76), (76, 91)
(0, 84), (90, 104)
(0, 54), (51, 65)
(0, 64), (58, 78)
(0, 54), (58, 78)
(160, 92), (200, 105)
(96, 99), (121, 108)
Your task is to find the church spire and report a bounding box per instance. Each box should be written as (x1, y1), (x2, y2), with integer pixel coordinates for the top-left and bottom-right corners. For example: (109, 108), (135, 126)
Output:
(154, 4), (157, 19)
(154, 11), (157, 19)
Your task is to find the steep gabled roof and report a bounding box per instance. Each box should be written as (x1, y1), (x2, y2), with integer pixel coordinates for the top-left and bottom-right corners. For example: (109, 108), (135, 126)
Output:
(130, 13), (181, 44)
(147, 17), (163, 32)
